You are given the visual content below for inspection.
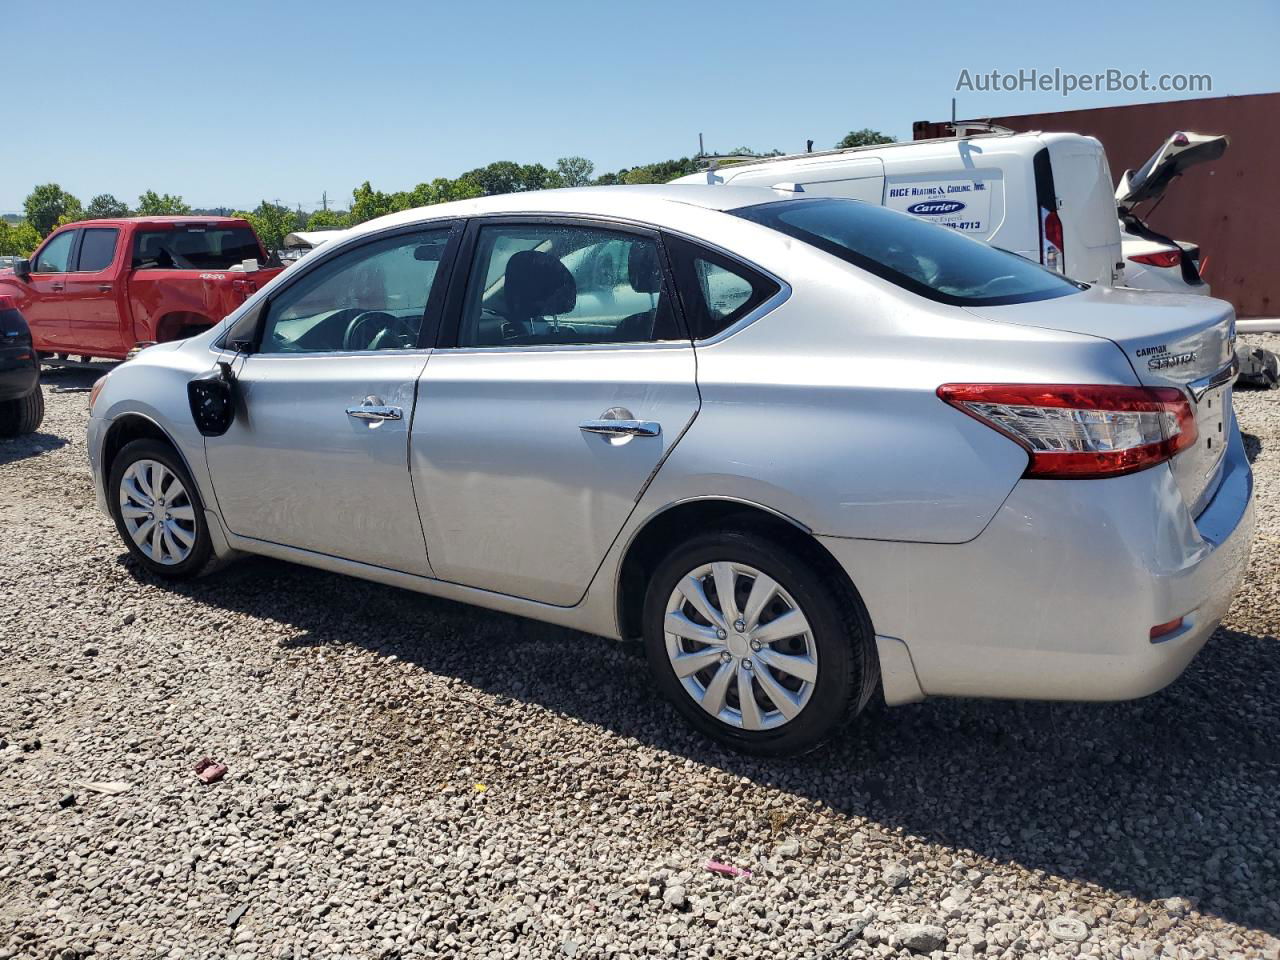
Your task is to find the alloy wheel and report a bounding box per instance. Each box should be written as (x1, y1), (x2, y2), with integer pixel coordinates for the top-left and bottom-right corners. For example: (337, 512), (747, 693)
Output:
(663, 562), (818, 730)
(118, 459), (198, 565)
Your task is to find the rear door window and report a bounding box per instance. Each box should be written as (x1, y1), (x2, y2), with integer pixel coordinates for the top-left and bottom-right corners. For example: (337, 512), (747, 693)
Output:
(132, 227), (262, 270)
(76, 228), (119, 272)
(734, 197), (1080, 306)
(663, 234), (780, 339)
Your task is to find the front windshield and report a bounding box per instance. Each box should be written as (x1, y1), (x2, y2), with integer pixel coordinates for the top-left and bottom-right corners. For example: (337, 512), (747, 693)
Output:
(733, 198), (1080, 306)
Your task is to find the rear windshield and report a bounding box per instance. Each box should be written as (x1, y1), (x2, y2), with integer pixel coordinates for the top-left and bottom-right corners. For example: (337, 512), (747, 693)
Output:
(733, 198), (1080, 306)
(132, 226), (262, 271)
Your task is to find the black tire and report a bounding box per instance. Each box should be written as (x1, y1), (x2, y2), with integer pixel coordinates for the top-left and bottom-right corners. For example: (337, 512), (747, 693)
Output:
(642, 529), (879, 757)
(0, 385), (45, 437)
(108, 438), (213, 579)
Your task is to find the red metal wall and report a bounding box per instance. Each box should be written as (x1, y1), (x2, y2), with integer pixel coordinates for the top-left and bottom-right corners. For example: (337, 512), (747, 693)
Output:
(915, 93), (1280, 317)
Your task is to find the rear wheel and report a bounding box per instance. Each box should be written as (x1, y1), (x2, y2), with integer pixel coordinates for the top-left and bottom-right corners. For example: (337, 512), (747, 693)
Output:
(0, 385), (45, 437)
(642, 529), (878, 756)
(108, 439), (212, 579)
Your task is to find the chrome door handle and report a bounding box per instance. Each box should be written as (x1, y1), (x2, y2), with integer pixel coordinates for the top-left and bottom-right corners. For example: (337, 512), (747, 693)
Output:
(98, 283), (112, 293)
(51, 283), (64, 291)
(346, 396), (403, 421)
(579, 418), (661, 438)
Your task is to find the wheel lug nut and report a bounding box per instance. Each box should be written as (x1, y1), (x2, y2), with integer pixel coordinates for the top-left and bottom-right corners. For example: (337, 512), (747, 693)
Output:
(734, 619), (745, 632)
(716, 628), (727, 640)
(719, 652), (731, 664)
(742, 659), (753, 671)
(750, 639), (761, 652)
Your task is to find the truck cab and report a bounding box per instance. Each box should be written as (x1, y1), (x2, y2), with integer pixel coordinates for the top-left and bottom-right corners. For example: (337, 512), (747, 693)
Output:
(0, 216), (283, 361)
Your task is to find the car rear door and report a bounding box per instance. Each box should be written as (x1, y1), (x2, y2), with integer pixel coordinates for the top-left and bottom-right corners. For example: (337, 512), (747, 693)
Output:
(411, 217), (700, 606)
(61, 226), (125, 357)
(203, 224), (460, 575)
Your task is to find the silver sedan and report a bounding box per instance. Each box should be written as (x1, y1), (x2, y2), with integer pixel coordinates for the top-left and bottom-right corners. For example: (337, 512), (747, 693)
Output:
(86, 185), (1254, 755)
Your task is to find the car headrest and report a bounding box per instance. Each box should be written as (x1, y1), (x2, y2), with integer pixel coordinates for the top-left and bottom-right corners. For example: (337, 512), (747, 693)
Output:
(628, 242), (662, 294)
(505, 250), (576, 318)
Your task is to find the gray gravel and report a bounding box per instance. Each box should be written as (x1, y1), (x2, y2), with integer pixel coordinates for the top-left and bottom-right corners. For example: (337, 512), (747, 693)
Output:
(2, 341), (1279, 959)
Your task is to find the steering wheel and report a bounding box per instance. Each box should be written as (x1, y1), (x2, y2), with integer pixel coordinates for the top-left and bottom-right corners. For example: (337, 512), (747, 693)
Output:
(342, 311), (416, 351)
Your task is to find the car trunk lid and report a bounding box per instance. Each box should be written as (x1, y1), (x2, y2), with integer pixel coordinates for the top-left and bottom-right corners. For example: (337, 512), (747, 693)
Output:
(966, 285), (1236, 515)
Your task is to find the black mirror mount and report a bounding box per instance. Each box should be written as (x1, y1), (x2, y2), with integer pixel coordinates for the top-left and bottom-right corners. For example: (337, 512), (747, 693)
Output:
(14, 258), (31, 281)
(188, 362), (236, 437)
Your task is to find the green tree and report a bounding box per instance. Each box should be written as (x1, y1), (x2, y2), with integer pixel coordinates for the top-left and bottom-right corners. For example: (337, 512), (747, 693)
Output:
(459, 161), (558, 196)
(554, 156), (594, 188)
(24, 184), (82, 236)
(233, 201), (296, 255)
(85, 193), (130, 219)
(836, 128), (895, 149)
(136, 190), (192, 216)
(305, 209), (346, 231)
(615, 157), (700, 185)
(0, 220), (42, 257)
(405, 177), (483, 207)
(347, 181), (397, 225)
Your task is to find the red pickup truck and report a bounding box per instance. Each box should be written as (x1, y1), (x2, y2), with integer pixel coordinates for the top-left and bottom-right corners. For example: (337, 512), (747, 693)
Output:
(0, 216), (283, 361)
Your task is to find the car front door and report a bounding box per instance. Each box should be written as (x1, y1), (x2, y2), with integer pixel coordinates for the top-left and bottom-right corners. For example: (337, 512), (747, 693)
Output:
(62, 226), (124, 357)
(22, 228), (77, 351)
(411, 218), (700, 606)
(204, 224), (458, 575)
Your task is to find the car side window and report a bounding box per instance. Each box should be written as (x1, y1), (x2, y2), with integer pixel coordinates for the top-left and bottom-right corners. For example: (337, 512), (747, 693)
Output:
(455, 223), (683, 347)
(663, 234), (781, 340)
(76, 228), (119, 272)
(34, 231), (76, 273)
(258, 228), (452, 354)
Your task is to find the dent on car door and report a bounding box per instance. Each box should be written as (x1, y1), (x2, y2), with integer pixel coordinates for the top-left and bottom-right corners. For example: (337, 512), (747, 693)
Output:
(203, 224), (459, 575)
(411, 219), (700, 606)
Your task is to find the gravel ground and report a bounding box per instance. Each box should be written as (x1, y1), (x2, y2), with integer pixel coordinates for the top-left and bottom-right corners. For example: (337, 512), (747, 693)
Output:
(2, 338), (1279, 960)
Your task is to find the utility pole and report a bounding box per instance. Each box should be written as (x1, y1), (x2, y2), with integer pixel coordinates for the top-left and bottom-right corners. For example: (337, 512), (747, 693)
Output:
(698, 132), (704, 157)
(321, 191), (328, 212)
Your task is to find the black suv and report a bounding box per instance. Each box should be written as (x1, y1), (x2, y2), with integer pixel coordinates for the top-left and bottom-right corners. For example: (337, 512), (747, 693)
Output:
(0, 296), (44, 436)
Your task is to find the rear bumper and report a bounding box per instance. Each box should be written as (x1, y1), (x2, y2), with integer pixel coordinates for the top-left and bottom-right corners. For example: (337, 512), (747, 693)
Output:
(821, 423), (1254, 703)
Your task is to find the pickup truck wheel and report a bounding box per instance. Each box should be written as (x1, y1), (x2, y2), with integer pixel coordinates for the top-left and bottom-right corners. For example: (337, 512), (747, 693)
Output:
(642, 529), (878, 757)
(108, 439), (213, 579)
(0, 385), (45, 437)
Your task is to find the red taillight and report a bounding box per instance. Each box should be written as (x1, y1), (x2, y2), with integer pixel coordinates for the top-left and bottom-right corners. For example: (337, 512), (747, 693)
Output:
(1128, 249), (1181, 268)
(937, 383), (1198, 479)
(1043, 211), (1064, 252)
(1149, 616), (1185, 641)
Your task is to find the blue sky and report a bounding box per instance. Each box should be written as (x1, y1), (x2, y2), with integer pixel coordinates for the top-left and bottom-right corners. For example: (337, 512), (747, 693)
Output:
(5, 0), (1277, 213)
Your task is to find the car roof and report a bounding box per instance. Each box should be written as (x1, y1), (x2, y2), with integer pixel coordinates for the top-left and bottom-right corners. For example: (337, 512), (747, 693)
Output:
(57, 216), (252, 229)
(354, 184), (789, 235)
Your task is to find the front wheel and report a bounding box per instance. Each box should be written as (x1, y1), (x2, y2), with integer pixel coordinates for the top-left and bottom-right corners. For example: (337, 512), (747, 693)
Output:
(108, 439), (213, 579)
(642, 530), (878, 756)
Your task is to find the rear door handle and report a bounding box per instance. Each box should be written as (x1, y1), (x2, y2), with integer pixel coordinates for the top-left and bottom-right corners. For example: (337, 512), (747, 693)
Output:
(346, 395), (403, 421)
(98, 283), (112, 293)
(51, 283), (64, 292)
(579, 418), (661, 438)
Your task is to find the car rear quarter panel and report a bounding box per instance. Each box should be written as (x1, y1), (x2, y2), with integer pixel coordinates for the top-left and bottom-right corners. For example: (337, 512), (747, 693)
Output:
(641, 243), (1140, 544)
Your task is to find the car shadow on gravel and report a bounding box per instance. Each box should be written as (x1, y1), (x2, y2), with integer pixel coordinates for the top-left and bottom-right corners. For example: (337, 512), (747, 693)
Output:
(1243, 432), (1263, 463)
(0, 431), (67, 465)
(127, 553), (1280, 935)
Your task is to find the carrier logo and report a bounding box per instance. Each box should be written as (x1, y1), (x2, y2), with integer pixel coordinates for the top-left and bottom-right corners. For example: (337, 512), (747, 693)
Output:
(907, 200), (967, 216)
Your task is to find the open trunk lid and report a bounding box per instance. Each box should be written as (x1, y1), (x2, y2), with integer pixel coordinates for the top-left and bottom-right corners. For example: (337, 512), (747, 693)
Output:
(1115, 131), (1229, 212)
(966, 285), (1237, 515)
